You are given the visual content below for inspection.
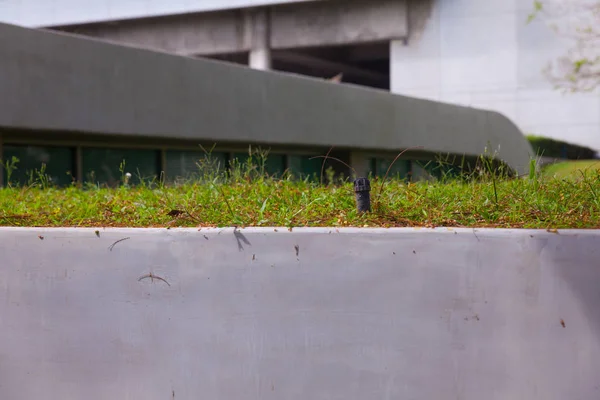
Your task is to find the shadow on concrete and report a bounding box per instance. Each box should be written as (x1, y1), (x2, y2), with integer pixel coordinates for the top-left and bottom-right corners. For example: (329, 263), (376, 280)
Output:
(233, 228), (251, 251)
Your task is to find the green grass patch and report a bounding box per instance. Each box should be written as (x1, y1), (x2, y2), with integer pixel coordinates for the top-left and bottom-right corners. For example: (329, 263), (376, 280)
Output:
(542, 160), (600, 180)
(1, 155), (599, 229)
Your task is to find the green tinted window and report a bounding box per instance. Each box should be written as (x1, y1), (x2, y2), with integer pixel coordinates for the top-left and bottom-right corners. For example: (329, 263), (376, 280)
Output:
(82, 147), (159, 187)
(2, 144), (74, 187)
(288, 154), (322, 181)
(371, 158), (411, 181)
(165, 150), (228, 182)
(416, 160), (461, 180)
(231, 152), (286, 177)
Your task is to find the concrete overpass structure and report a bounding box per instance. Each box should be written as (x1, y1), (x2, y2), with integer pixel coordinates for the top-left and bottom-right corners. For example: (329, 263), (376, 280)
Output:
(0, 21), (531, 186)
(32, 0), (408, 91)
(3, 0), (596, 151)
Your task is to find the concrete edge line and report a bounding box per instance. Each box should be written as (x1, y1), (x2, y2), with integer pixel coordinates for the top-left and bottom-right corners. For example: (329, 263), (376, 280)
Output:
(0, 226), (597, 237)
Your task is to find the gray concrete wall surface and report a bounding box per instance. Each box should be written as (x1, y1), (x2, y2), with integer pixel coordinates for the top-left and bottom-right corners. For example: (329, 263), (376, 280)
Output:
(0, 227), (599, 400)
(269, 0), (407, 49)
(55, 0), (407, 57)
(0, 22), (533, 174)
(391, 0), (600, 151)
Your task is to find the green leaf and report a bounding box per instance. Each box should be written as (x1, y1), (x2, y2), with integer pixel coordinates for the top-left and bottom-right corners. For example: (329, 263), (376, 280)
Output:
(259, 197), (269, 214)
(527, 1), (543, 23)
(573, 59), (589, 73)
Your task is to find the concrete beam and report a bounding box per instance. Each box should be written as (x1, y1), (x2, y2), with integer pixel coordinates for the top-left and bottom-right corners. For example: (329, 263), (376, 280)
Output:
(270, 0), (407, 49)
(0, 0), (328, 28)
(56, 10), (247, 56)
(52, 0), (408, 56)
(1, 227), (599, 399)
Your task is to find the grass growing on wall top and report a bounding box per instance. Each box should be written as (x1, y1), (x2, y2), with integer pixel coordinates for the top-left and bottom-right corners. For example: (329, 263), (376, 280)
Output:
(542, 160), (600, 180)
(0, 154), (599, 229)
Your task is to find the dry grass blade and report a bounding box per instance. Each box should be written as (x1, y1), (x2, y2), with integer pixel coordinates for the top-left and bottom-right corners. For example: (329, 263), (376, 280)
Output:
(309, 155), (356, 176)
(375, 146), (424, 208)
(320, 146), (335, 185)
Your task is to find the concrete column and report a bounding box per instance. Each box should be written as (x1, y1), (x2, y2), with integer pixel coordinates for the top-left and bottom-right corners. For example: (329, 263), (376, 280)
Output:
(389, 39), (409, 95)
(247, 8), (271, 70)
(349, 151), (370, 178)
(411, 162), (434, 182)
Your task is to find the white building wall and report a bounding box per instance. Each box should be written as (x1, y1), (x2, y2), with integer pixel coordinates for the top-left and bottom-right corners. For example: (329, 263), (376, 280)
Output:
(391, 0), (600, 150)
(0, 0), (325, 27)
(2, 0), (596, 150)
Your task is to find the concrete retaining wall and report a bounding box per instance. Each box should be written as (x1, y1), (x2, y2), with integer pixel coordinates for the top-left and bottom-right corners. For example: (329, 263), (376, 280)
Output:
(1, 227), (599, 399)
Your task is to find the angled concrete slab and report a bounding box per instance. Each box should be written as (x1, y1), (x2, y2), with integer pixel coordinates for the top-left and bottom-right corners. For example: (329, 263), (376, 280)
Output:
(0, 22), (533, 174)
(0, 227), (598, 399)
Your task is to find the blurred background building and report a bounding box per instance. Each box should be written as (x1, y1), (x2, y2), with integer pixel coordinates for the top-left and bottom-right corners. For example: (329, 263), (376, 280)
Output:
(2, 0), (597, 150)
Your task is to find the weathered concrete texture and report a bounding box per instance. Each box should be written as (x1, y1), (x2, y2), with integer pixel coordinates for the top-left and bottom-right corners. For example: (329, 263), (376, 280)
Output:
(0, 22), (533, 174)
(56, 9), (251, 56)
(0, 0), (324, 27)
(49, 0), (406, 56)
(270, 0), (407, 49)
(0, 227), (599, 400)
(391, 0), (600, 151)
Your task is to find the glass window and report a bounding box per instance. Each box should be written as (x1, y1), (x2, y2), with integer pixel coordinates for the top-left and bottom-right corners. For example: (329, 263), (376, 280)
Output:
(2, 144), (75, 187)
(165, 150), (228, 182)
(371, 157), (411, 181)
(231, 152), (286, 177)
(82, 147), (159, 187)
(415, 160), (461, 180)
(288, 154), (322, 181)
